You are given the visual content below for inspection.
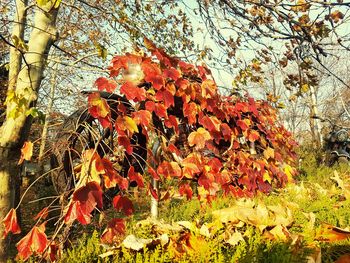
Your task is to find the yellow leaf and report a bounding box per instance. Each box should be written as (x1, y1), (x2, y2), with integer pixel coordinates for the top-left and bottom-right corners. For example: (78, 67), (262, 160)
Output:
(283, 164), (295, 182)
(331, 171), (345, 190)
(301, 83), (309, 93)
(79, 149), (104, 185)
(268, 225), (291, 241)
(263, 147), (274, 160)
(263, 171), (272, 183)
(124, 116), (139, 134)
(225, 231), (244, 246)
(199, 224), (211, 238)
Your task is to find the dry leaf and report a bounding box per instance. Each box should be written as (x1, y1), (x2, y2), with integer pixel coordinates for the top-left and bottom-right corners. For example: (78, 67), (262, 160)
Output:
(225, 231), (244, 246)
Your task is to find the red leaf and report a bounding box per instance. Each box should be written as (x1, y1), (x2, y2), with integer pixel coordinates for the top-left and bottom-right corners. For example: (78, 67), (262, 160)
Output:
(101, 218), (126, 243)
(168, 143), (182, 156)
(65, 182), (103, 225)
(18, 141), (33, 165)
(16, 224), (48, 261)
(183, 102), (198, 125)
(178, 61), (195, 72)
(142, 62), (164, 90)
(149, 183), (159, 200)
(154, 103), (168, 118)
(128, 166), (145, 188)
(65, 201), (90, 225)
(248, 97), (259, 116)
(113, 195), (134, 216)
(47, 242), (59, 262)
(116, 174), (129, 191)
(179, 184), (193, 200)
(157, 161), (182, 178)
(208, 158), (223, 173)
(148, 167), (160, 181)
(164, 115), (179, 134)
(145, 101), (155, 112)
(235, 102), (248, 112)
(220, 123), (232, 141)
(163, 68), (180, 81)
(155, 89), (174, 108)
(132, 110), (152, 127)
(73, 181), (103, 209)
(34, 207), (49, 221)
(95, 77), (117, 93)
(2, 208), (21, 237)
(237, 119), (251, 131)
(118, 135), (133, 155)
(110, 55), (129, 77)
(197, 64), (211, 80)
(120, 81), (146, 102)
(199, 115), (221, 132)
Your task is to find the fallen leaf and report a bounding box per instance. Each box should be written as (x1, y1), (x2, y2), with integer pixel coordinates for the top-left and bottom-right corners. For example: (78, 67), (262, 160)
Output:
(122, 234), (152, 251)
(225, 231), (244, 246)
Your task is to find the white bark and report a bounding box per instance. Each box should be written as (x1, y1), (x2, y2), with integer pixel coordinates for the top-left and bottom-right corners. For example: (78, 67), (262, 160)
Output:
(38, 61), (58, 162)
(309, 85), (323, 147)
(8, 0), (28, 92)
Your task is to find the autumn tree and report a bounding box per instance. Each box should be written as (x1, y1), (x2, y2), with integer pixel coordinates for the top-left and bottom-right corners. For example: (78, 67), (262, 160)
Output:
(2, 41), (298, 261)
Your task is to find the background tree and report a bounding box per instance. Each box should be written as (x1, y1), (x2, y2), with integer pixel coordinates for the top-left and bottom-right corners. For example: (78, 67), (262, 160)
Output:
(176, 0), (350, 146)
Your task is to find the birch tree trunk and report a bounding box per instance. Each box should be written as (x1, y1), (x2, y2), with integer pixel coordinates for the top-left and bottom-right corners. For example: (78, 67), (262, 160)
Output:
(0, 4), (58, 259)
(309, 85), (322, 148)
(8, 0), (28, 93)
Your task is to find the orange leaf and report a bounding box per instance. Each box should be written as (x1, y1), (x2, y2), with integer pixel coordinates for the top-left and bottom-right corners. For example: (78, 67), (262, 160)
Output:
(157, 161), (182, 178)
(142, 61), (164, 90)
(16, 224), (48, 261)
(188, 127), (211, 149)
(120, 81), (146, 102)
(88, 92), (110, 118)
(248, 130), (260, 142)
(315, 224), (350, 242)
(95, 77), (117, 93)
(2, 208), (21, 237)
(132, 110), (152, 127)
(183, 102), (198, 125)
(201, 79), (217, 99)
(18, 141), (33, 165)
